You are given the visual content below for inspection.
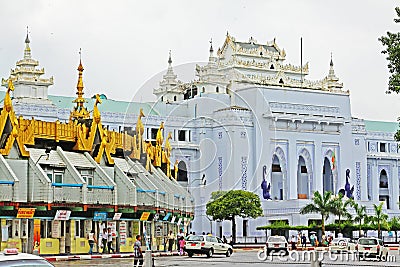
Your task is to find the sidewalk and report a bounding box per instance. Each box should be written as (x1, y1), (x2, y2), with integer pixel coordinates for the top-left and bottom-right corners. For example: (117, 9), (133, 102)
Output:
(45, 251), (180, 262)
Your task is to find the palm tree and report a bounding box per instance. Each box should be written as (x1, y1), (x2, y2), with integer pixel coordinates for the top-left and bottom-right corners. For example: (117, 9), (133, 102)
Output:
(332, 194), (353, 232)
(300, 191), (335, 235)
(370, 202), (389, 238)
(352, 202), (367, 237)
(387, 217), (400, 242)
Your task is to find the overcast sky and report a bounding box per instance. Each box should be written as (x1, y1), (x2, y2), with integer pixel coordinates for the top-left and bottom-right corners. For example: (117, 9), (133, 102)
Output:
(0, 0), (399, 122)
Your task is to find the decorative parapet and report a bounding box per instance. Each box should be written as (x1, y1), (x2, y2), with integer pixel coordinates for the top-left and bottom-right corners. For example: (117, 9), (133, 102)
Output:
(351, 118), (367, 134)
(220, 58), (309, 75)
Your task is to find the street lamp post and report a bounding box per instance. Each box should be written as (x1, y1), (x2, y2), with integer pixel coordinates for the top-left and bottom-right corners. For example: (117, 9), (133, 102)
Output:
(187, 174), (206, 193)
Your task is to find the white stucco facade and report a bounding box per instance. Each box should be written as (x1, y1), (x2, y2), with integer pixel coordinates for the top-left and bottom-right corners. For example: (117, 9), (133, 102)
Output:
(2, 33), (400, 241)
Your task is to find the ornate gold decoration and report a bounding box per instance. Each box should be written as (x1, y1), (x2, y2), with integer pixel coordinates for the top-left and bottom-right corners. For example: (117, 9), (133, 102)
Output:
(70, 58), (90, 120)
(174, 159), (179, 180)
(145, 141), (154, 172)
(153, 122), (164, 167)
(0, 86), (175, 178)
(163, 132), (172, 178)
(0, 80), (29, 157)
(136, 108), (145, 157)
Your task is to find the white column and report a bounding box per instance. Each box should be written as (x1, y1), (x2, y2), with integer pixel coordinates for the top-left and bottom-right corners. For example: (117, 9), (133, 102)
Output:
(371, 160), (379, 202)
(314, 142), (323, 192)
(391, 163), (399, 210)
(288, 142), (298, 199)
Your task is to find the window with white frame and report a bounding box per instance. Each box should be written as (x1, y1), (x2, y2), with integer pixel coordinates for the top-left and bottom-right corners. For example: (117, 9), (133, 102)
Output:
(79, 169), (94, 190)
(43, 167), (65, 184)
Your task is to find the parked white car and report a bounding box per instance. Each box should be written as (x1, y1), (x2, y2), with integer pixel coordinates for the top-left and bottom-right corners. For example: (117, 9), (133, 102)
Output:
(266, 236), (289, 255)
(356, 237), (389, 260)
(184, 235), (233, 258)
(329, 238), (356, 253)
(0, 248), (54, 266)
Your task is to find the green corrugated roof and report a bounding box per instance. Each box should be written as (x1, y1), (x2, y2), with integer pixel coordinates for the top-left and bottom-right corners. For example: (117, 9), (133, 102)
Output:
(50, 95), (159, 116)
(0, 91), (159, 116)
(364, 120), (399, 133)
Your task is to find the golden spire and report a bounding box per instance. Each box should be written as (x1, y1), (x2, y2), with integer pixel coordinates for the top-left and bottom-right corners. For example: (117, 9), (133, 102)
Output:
(70, 49), (90, 120)
(24, 26), (31, 59)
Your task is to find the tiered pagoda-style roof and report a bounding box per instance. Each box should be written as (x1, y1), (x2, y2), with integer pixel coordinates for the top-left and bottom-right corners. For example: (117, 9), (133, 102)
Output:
(1, 30), (54, 97)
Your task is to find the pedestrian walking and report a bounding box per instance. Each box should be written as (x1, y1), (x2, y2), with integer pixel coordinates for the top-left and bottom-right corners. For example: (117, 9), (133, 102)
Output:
(107, 227), (115, 253)
(290, 235), (297, 250)
(309, 234), (315, 247)
(301, 234), (307, 249)
(101, 228), (108, 254)
(179, 236), (185, 256)
(177, 229), (184, 251)
(87, 230), (97, 255)
(167, 230), (175, 252)
(133, 235), (143, 267)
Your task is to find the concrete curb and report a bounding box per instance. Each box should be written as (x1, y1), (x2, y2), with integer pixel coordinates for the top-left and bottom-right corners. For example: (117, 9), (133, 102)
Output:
(45, 252), (180, 262)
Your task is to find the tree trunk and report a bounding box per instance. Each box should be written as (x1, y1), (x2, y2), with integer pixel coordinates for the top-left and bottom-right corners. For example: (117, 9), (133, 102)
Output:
(378, 222), (381, 239)
(231, 217), (236, 245)
(321, 216), (325, 236)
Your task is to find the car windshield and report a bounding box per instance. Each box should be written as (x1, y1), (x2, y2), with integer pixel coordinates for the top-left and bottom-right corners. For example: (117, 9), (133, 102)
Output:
(187, 235), (204, 241)
(358, 238), (378, 245)
(268, 236), (286, 242)
(0, 259), (53, 266)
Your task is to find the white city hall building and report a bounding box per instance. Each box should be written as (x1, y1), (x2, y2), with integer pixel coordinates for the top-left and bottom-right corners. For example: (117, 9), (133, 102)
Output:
(2, 32), (400, 243)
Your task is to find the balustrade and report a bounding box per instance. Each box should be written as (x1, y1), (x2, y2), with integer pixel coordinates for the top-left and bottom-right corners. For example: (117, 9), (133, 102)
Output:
(0, 183), (13, 201)
(86, 187), (115, 205)
(52, 185), (82, 203)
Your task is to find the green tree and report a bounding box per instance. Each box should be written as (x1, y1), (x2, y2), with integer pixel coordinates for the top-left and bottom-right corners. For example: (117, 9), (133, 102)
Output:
(300, 191), (335, 235)
(332, 194), (353, 232)
(387, 217), (400, 242)
(206, 190), (263, 244)
(352, 202), (367, 236)
(379, 7), (400, 140)
(210, 191), (226, 201)
(370, 202), (389, 238)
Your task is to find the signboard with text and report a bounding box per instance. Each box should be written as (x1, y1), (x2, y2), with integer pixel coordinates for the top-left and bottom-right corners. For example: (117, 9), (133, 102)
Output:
(16, 208), (36, 219)
(54, 210), (71, 220)
(94, 212), (107, 221)
(140, 212), (150, 221)
(113, 213), (122, 220)
(119, 221), (127, 245)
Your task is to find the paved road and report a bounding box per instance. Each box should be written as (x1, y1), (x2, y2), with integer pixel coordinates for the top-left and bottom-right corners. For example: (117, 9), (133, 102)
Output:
(52, 250), (400, 266)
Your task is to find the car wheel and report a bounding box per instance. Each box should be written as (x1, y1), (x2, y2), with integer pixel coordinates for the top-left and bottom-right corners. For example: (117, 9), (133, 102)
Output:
(226, 249), (232, 257)
(380, 252), (387, 262)
(188, 252), (193, 257)
(207, 248), (214, 258)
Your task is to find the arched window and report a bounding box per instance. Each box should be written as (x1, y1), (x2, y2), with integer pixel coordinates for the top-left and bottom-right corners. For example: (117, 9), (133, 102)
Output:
(174, 96), (177, 101)
(322, 157), (333, 193)
(379, 169), (388, 188)
(216, 86), (219, 93)
(177, 161), (188, 182)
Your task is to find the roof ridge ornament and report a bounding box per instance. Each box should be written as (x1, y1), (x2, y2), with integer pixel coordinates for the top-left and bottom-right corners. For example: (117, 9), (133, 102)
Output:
(70, 49), (90, 121)
(24, 27), (31, 59)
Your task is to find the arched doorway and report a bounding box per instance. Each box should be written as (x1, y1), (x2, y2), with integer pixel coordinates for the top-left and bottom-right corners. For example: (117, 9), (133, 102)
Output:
(297, 156), (309, 199)
(322, 157), (333, 193)
(379, 169), (389, 209)
(271, 155), (283, 200)
(177, 161), (188, 182)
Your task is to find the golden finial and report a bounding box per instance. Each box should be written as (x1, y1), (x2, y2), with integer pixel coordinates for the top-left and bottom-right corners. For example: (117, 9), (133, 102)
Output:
(7, 80), (15, 92)
(71, 49), (89, 120)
